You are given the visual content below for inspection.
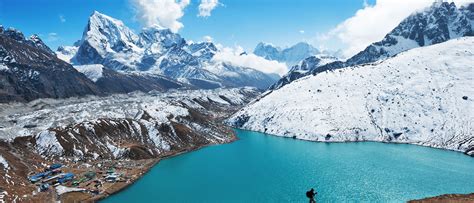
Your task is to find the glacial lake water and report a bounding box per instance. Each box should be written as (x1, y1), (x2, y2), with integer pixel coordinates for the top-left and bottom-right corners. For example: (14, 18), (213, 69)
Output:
(103, 129), (474, 202)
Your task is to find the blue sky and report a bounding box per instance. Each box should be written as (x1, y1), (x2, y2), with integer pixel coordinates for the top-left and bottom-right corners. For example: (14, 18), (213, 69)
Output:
(1, 0), (374, 51)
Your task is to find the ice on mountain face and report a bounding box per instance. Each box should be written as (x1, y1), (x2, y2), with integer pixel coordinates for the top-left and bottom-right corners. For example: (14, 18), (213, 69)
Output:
(229, 37), (474, 154)
(139, 26), (185, 49)
(188, 42), (218, 61)
(86, 11), (140, 54)
(74, 64), (104, 82)
(73, 11), (142, 69)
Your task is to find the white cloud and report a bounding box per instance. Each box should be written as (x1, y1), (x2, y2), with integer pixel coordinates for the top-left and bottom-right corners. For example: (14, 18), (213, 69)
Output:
(47, 33), (59, 42)
(319, 0), (471, 58)
(299, 30), (305, 34)
(212, 46), (288, 76)
(59, 15), (66, 23)
(203, 35), (213, 42)
(198, 0), (220, 17)
(132, 0), (190, 32)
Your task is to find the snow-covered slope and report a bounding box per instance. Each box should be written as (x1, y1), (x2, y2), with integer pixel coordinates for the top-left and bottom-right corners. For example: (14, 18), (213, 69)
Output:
(71, 11), (278, 89)
(74, 64), (104, 82)
(228, 37), (474, 155)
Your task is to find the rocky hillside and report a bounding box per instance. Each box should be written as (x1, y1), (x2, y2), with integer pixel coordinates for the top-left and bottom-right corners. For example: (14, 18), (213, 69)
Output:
(228, 37), (474, 156)
(0, 87), (260, 202)
(270, 2), (474, 90)
(0, 27), (102, 102)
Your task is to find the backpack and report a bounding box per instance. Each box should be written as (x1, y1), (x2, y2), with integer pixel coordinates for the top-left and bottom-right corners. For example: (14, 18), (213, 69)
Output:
(306, 191), (312, 198)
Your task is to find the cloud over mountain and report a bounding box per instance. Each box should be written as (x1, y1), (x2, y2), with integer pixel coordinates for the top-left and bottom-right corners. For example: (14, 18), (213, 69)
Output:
(132, 0), (190, 32)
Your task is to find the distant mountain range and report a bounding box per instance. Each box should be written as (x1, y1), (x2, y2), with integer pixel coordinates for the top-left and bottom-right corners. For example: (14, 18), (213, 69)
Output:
(58, 11), (279, 90)
(270, 2), (474, 90)
(0, 11), (283, 102)
(253, 42), (342, 66)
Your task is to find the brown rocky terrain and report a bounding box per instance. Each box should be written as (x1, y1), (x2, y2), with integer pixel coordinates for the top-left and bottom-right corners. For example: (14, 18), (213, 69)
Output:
(0, 87), (259, 202)
(409, 193), (474, 203)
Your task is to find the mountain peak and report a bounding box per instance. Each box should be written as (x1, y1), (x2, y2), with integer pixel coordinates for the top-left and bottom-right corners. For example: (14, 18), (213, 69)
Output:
(3, 27), (26, 42)
(88, 10), (127, 30)
(82, 11), (140, 53)
(29, 34), (55, 55)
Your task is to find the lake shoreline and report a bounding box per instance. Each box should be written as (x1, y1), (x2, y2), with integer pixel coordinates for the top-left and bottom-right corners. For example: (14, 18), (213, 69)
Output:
(233, 128), (474, 157)
(101, 129), (474, 202)
(74, 135), (240, 202)
(70, 128), (474, 202)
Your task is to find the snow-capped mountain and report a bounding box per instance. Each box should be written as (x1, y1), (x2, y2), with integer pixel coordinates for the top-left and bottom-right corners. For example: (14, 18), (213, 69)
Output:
(228, 37), (474, 156)
(0, 26), (56, 56)
(70, 11), (278, 89)
(269, 2), (474, 90)
(0, 25), (189, 102)
(253, 42), (321, 66)
(0, 26), (102, 102)
(346, 1), (473, 66)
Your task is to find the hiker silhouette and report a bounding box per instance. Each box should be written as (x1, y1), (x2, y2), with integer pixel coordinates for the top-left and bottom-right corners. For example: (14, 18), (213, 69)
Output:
(306, 188), (317, 203)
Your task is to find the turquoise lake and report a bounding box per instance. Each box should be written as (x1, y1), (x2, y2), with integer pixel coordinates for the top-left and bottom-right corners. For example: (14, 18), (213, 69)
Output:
(103, 129), (474, 202)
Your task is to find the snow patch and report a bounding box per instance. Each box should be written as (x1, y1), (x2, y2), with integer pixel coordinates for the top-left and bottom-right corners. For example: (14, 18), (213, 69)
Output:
(0, 64), (8, 71)
(35, 130), (64, 156)
(0, 155), (9, 170)
(55, 185), (85, 196)
(74, 64), (104, 82)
